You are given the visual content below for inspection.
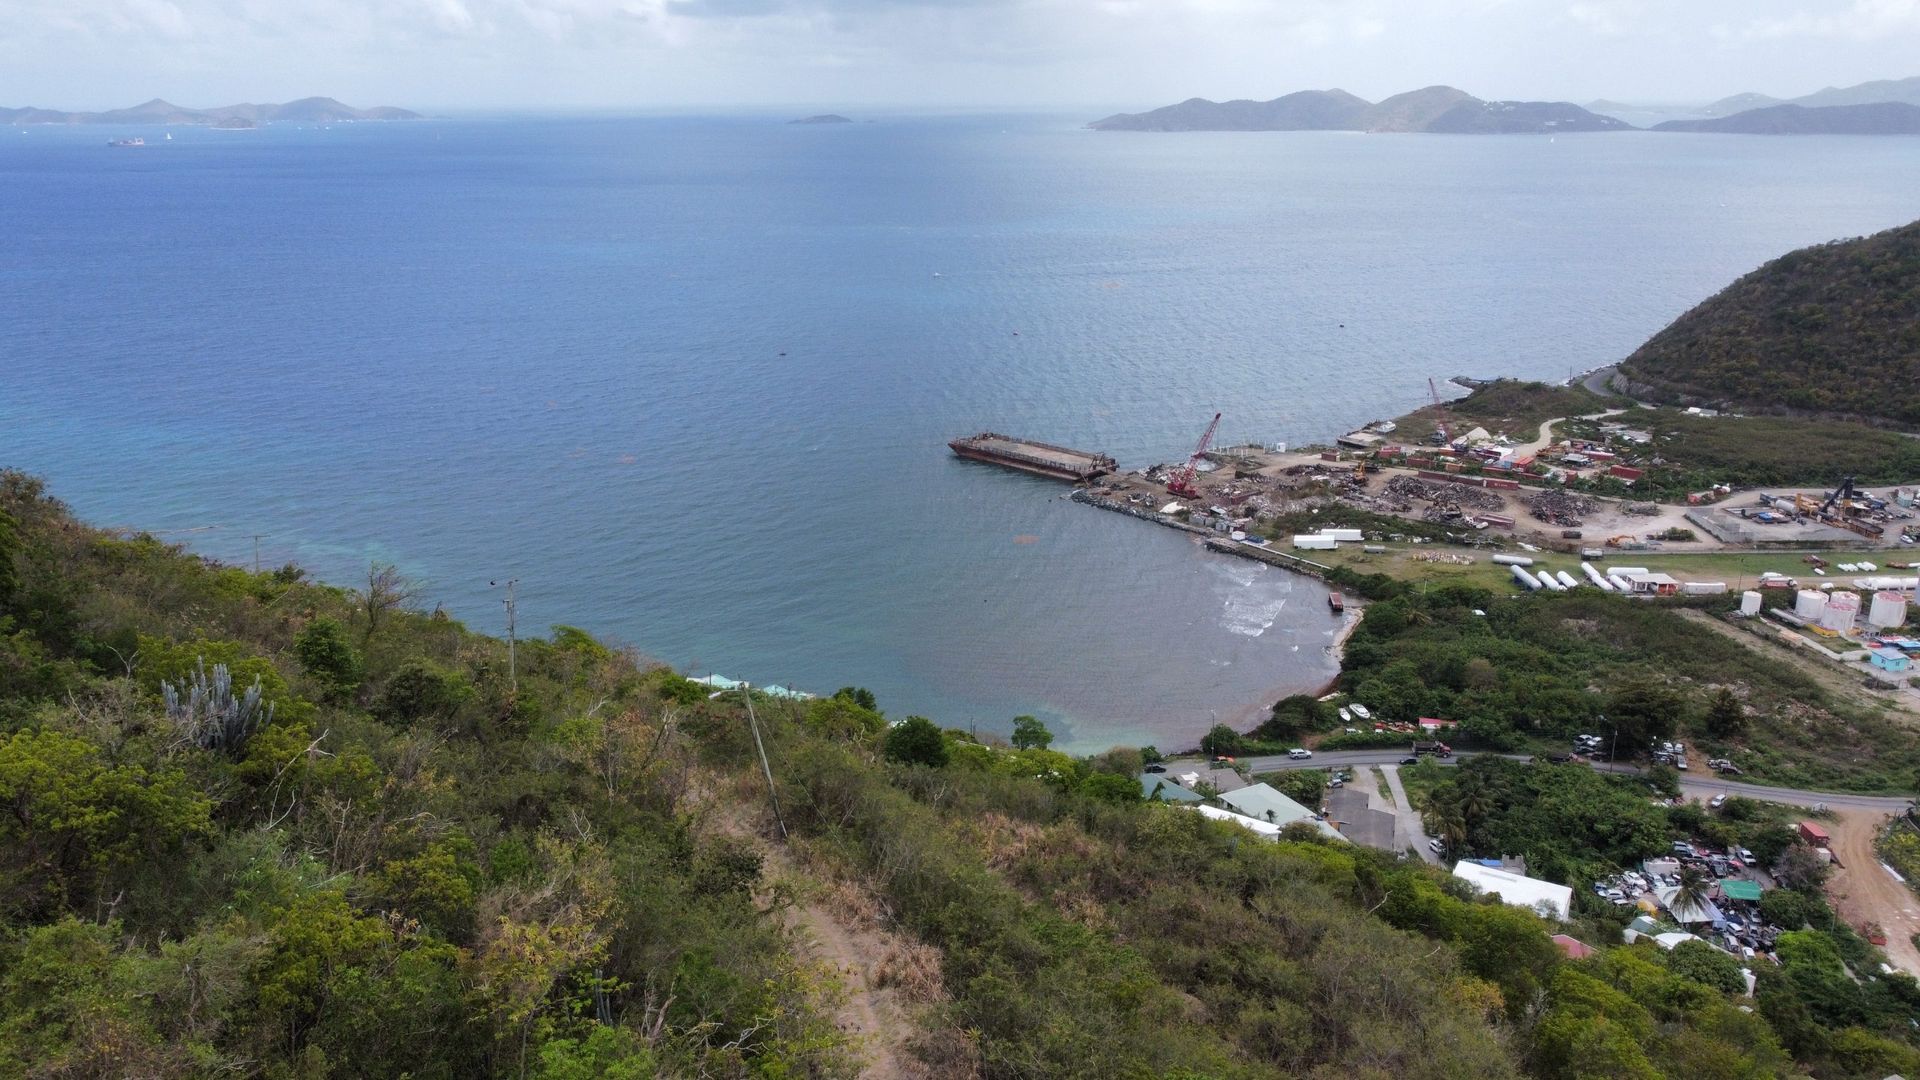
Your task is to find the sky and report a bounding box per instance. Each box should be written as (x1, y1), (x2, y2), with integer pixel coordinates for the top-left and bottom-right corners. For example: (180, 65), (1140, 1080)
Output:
(4, 0), (1919, 111)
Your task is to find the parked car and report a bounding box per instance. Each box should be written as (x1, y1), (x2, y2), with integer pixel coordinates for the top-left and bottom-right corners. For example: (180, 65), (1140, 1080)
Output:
(1737, 847), (1755, 861)
(1144, 764), (1167, 774)
(1427, 839), (1445, 853)
(1401, 756), (1420, 765)
(1671, 842), (1695, 856)
(1328, 777), (1344, 788)
(1287, 748), (1313, 759)
(1709, 794), (1727, 809)
(1546, 753), (1574, 764)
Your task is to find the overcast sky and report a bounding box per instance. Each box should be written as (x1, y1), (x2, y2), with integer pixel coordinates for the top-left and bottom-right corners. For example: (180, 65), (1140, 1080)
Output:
(5, 0), (1918, 111)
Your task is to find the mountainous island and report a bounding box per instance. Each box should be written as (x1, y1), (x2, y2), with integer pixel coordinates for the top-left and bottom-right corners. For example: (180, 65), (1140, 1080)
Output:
(1099, 75), (1920, 135)
(1653, 102), (1920, 134)
(1090, 85), (1627, 133)
(1617, 218), (1920, 425)
(0, 96), (421, 126)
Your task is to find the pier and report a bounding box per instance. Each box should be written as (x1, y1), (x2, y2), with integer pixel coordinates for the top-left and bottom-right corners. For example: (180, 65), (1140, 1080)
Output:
(949, 433), (1117, 482)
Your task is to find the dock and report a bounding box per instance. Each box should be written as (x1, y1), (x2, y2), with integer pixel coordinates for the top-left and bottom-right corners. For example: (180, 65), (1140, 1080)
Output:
(949, 433), (1117, 482)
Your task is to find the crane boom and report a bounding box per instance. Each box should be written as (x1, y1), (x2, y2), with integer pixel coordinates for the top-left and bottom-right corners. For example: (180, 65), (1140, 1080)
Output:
(1428, 378), (1450, 445)
(1167, 412), (1221, 499)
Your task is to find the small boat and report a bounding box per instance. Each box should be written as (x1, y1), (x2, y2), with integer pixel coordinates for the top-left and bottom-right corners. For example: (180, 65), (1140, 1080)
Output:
(1338, 707), (1353, 723)
(107, 137), (145, 147)
(1328, 591), (1345, 613)
(1350, 704), (1372, 721)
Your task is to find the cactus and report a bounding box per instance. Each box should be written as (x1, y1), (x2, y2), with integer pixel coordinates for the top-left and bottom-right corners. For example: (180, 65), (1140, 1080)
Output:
(162, 657), (274, 755)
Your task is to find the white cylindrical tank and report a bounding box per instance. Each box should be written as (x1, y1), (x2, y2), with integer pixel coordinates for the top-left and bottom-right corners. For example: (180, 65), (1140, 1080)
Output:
(1556, 571), (1580, 589)
(1293, 535), (1338, 550)
(1740, 591), (1763, 616)
(1323, 528), (1364, 542)
(1682, 582), (1728, 595)
(1492, 554), (1534, 567)
(1822, 591), (1860, 634)
(1861, 577), (1920, 592)
(1511, 565), (1540, 590)
(1869, 591), (1909, 629)
(1540, 572), (1567, 592)
(1609, 567), (1650, 576)
(1796, 590), (1828, 619)
(1607, 574), (1631, 591)
(1583, 563), (1615, 590)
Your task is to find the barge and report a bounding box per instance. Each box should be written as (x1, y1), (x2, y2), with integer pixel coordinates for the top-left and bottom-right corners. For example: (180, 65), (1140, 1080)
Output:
(949, 433), (1117, 482)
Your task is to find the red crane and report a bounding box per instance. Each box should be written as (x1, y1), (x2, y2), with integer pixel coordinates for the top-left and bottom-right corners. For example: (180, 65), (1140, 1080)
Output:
(1167, 412), (1221, 499)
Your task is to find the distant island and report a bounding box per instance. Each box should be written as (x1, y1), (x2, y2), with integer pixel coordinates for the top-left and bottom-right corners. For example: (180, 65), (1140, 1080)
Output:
(789, 114), (853, 125)
(1099, 75), (1920, 135)
(1653, 102), (1920, 135)
(0, 96), (421, 126)
(1089, 85), (1629, 134)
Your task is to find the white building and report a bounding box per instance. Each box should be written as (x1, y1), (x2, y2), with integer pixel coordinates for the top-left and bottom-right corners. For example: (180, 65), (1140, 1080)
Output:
(1452, 861), (1572, 920)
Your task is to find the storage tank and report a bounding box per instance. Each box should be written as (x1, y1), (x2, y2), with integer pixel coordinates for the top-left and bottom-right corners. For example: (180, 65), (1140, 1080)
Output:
(1292, 535), (1338, 551)
(1822, 591), (1860, 634)
(1582, 563), (1615, 591)
(1491, 554), (1534, 567)
(1607, 574), (1631, 591)
(1511, 565), (1540, 590)
(1740, 591), (1763, 616)
(1609, 567), (1650, 577)
(1540, 573), (1567, 592)
(1556, 571), (1580, 590)
(1681, 582), (1728, 596)
(1861, 577), (1920, 592)
(1323, 528), (1364, 542)
(1869, 591), (1909, 630)
(1796, 590), (1828, 619)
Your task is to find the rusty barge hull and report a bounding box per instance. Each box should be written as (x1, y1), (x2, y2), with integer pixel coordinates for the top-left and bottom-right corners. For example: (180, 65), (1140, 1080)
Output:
(948, 433), (1117, 482)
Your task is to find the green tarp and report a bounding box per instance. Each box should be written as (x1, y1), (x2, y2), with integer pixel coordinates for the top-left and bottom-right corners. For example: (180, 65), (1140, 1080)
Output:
(1719, 879), (1763, 902)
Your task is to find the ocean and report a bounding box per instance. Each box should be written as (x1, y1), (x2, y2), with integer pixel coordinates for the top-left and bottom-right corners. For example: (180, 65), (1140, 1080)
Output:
(4, 114), (1919, 751)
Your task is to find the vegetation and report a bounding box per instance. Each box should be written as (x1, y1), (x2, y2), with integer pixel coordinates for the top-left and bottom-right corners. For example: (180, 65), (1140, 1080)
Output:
(7, 469), (1920, 1078)
(1391, 379), (1620, 443)
(1619, 218), (1920, 426)
(1567, 407), (1920, 497)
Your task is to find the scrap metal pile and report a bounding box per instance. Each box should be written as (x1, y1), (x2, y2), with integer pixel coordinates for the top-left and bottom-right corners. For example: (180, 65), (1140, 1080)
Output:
(1624, 502), (1661, 517)
(1527, 490), (1598, 527)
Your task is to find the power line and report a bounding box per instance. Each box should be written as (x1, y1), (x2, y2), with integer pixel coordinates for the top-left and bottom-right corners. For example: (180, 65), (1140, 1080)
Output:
(740, 683), (789, 843)
(490, 579), (519, 693)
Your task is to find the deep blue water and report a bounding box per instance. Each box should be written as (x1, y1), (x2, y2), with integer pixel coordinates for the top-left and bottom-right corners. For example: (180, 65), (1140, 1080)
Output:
(5, 115), (1920, 750)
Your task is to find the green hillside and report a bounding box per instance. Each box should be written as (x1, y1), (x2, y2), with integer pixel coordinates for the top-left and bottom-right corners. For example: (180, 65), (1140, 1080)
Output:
(1618, 219), (1920, 425)
(5, 470), (1920, 1078)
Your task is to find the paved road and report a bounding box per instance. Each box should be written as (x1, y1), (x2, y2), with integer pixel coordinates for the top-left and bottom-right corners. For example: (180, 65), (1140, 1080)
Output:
(1176, 751), (1915, 813)
(1380, 764), (1440, 863)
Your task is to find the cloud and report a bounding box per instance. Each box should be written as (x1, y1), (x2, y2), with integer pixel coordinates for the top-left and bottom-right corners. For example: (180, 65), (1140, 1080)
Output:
(1722, 0), (1920, 40)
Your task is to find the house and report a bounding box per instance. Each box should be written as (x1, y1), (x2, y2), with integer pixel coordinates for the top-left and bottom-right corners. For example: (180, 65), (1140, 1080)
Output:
(1551, 934), (1594, 959)
(1871, 647), (1912, 673)
(1451, 861), (1573, 920)
(1325, 785), (1397, 851)
(1217, 783), (1347, 842)
(1139, 775), (1204, 803)
(1189, 804), (1281, 839)
(1619, 572), (1681, 596)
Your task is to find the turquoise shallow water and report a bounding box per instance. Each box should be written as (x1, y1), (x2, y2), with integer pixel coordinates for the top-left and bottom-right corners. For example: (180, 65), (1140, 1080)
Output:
(4, 115), (1919, 750)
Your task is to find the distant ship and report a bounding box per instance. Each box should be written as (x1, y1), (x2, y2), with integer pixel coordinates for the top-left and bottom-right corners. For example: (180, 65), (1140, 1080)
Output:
(107, 137), (145, 147)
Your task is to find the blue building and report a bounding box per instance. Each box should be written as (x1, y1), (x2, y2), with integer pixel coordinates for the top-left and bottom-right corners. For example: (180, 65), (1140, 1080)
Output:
(1870, 647), (1911, 673)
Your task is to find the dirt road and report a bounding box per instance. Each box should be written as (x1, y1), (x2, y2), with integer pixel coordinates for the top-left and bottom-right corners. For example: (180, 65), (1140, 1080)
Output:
(1826, 809), (1920, 977)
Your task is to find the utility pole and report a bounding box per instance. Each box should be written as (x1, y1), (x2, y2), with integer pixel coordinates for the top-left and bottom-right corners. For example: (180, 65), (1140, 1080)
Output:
(740, 683), (790, 843)
(490, 579), (518, 693)
(250, 534), (269, 573)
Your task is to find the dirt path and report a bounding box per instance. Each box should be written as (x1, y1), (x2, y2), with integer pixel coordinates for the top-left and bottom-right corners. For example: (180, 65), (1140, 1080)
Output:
(1381, 765), (1440, 863)
(1825, 809), (1920, 977)
(787, 894), (911, 1079)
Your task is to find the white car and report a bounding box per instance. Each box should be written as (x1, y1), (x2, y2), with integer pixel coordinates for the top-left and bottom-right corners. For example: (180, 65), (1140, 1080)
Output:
(1288, 748), (1313, 759)
(1709, 794), (1727, 809)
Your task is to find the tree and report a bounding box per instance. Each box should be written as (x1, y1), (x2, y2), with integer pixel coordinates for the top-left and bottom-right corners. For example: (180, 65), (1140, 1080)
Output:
(1671, 864), (1717, 923)
(374, 661), (471, 725)
(1607, 680), (1684, 752)
(1774, 843), (1831, 889)
(884, 716), (948, 768)
(1199, 724), (1244, 757)
(1011, 715), (1053, 751)
(1080, 773), (1142, 804)
(832, 686), (878, 712)
(1666, 939), (1745, 993)
(362, 562), (421, 643)
(293, 617), (362, 699)
(0, 508), (20, 612)
(1705, 688), (1747, 737)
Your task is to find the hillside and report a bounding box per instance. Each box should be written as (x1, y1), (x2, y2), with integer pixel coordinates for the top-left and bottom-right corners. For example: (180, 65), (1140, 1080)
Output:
(1796, 75), (1920, 109)
(9, 470), (1920, 1076)
(1617, 219), (1920, 425)
(1090, 85), (1627, 134)
(0, 96), (421, 125)
(1654, 102), (1920, 134)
